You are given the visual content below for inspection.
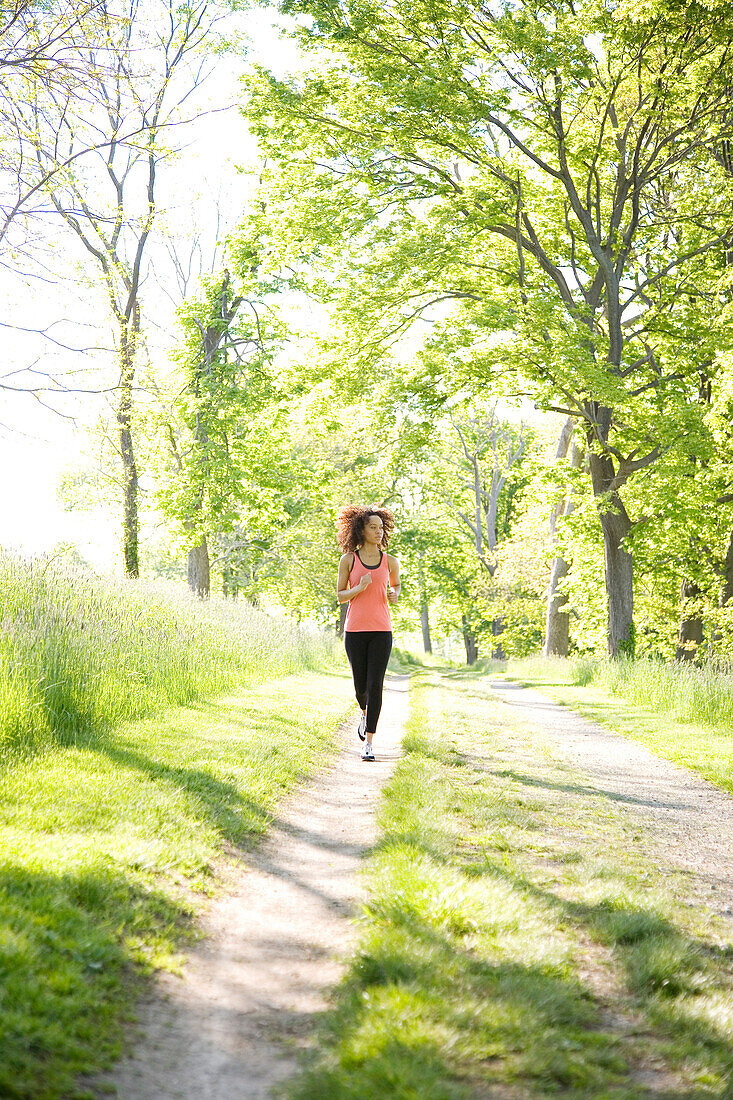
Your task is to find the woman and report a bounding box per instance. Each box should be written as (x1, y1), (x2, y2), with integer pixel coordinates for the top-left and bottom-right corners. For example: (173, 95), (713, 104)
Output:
(336, 505), (401, 761)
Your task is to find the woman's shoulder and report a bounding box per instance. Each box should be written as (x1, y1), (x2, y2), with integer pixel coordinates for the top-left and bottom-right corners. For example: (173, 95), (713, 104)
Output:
(386, 552), (399, 566)
(339, 551), (355, 567)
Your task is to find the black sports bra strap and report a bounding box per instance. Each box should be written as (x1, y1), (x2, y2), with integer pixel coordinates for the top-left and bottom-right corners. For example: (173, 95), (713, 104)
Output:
(355, 549), (383, 570)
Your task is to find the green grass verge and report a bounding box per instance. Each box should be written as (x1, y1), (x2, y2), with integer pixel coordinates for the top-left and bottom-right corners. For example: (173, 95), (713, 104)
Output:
(285, 669), (733, 1098)
(0, 669), (353, 1100)
(0, 553), (336, 753)
(508, 656), (733, 798)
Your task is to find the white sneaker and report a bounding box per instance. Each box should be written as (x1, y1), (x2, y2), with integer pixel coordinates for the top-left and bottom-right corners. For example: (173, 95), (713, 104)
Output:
(362, 743), (374, 761)
(357, 712), (367, 741)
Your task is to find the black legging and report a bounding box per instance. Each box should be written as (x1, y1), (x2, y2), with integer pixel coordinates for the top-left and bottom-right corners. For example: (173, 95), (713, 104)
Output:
(344, 631), (392, 734)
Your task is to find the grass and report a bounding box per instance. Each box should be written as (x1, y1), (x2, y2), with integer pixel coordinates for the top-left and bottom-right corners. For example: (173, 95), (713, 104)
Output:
(284, 668), (733, 1098)
(0, 551), (348, 1095)
(508, 655), (733, 797)
(0, 552), (335, 753)
(0, 668), (354, 1100)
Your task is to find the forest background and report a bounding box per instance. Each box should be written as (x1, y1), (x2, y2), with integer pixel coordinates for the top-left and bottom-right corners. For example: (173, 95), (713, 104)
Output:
(4, 0), (733, 666)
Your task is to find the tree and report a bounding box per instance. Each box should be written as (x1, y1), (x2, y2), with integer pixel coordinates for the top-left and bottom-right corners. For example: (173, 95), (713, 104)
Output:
(244, 0), (733, 654)
(0, 1), (106, 260)
(426, 531), (484, 664)
(444, 409), (529, 573)
(159, 261), (287, 597)
(429, 406), (533, 657)
(30, 0), (212, 576)
(179, 270), (243, 597)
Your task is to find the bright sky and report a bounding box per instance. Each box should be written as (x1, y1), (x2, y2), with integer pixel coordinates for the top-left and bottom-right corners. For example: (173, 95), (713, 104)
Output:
(0, 6), (292, 569)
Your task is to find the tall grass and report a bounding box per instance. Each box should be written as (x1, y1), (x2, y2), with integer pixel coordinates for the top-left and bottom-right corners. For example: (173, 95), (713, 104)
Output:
(580, 657), (733, 726)
(0, 552), (336, 753)
(510, 654), (733, 728)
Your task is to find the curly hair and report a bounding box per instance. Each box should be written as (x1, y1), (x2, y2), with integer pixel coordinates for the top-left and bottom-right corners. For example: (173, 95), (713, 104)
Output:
(336, 504), (395, 553)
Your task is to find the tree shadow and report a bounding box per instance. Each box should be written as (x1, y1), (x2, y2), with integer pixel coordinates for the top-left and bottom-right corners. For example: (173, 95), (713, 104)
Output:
(1, 665), (347, 767)
(288, 889), (634, 1098)
(97, 740), (275, 845)
(65, 696), (318, 851)
(291, 839), (733, 1098)
(468, 857), (733, 1088)
(476, 764), (693, 812)
(0, 862), (195, 1099)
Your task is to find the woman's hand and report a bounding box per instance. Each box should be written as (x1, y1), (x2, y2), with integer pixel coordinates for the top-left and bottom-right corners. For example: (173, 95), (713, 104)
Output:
(358, 574), (372, 592)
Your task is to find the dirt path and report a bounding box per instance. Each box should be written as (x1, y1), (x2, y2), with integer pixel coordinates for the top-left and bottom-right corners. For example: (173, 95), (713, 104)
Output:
(490, 679), (733, 925)
(100, 676), (409, 1100)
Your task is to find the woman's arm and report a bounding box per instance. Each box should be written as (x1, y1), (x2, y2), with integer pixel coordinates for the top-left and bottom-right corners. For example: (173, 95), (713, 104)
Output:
(337, 552), (371, 604)
(387, 555), (401, 603)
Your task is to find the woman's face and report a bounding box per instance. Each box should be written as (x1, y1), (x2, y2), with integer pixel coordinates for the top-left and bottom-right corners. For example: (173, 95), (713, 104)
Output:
(362, 514), (384, 546)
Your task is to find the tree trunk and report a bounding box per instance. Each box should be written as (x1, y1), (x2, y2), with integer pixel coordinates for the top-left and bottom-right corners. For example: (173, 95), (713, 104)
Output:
(599, 505), (634, 656)
(490, 617), (505, 659)
(588, 449), (634, 657)
(462, 614), (478, 664)
(337, 601), (347, 636)
(545, 556), (571, 656)
(676, 579), (703, 661)
(417, 554), (432, 653)
(420, 602), (432, 654)
(222, 566), (239, 598)
(721, 529), (733, 607)
(187, 537), (210, 598)
(544, 419), (582, 656)
(118, 323), (139, 578)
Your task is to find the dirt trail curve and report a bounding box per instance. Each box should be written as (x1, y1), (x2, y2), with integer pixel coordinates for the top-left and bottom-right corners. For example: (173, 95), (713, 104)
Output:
(491, 680), (733, 924)
(101, 676), (409, 1100)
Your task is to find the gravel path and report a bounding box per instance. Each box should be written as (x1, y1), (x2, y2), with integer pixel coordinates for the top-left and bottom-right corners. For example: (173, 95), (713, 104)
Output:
(100, 676), (408, 1100)
(490, 680), (733, 925)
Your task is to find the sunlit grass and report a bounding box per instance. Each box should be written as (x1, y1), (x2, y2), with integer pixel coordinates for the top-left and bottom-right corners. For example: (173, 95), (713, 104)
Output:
(0, 550), (347, 1097)
(287, 671), (733, 1098)
(0, 552), (336, 753)
(0, 670), (354, 1100)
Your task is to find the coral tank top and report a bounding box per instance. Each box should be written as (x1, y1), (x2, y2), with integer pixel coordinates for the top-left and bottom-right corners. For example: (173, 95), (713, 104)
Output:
(344, 550), (392, 632)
